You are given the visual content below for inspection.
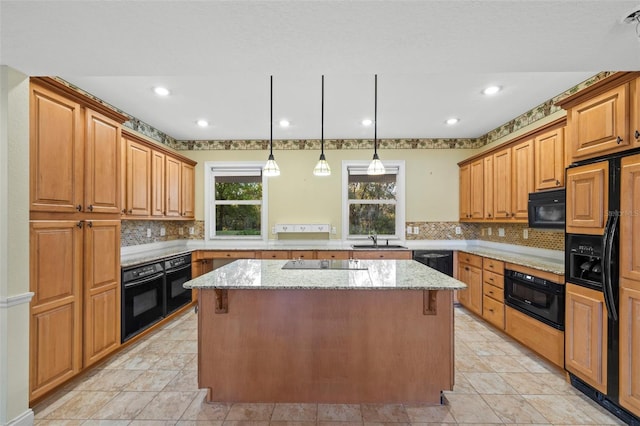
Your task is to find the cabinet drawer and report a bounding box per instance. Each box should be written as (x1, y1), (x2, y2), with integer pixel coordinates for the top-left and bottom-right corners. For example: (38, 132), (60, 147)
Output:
(291, 250), (315, 259)
(483, 282), (504, 302)
(206, 251), (256, 259)
(505, 306), (564, 368)
(483, 270), (504, 289)
(316, 250), (350, 260)
(483, 258), (504, 274)
(260, 251), (289, 259)
(354, 250), (413, 260)
(458, 252), (482, 268)
(483, 296), (505, 329)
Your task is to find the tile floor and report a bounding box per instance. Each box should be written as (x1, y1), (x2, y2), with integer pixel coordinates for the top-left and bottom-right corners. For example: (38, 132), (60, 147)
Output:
(33, 306), (626, 425)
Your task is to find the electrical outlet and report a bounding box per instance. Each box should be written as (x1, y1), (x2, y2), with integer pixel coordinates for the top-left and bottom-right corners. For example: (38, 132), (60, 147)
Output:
(189, 227), (195, 235)
(455, 226), (462, 235)
(523, 228), (529, 239)
(272, 226), (276, 234)
(331, 226), (337, 235)
(160, 227), (166, 236)
(413, 226), (419, 235)
(406, 226), (412, 234)
(481, 228), (485, 236)
(146, 228), (151, 238)
(498, 227), (505, 237)
(487, 227), (492, 236)
(179, 227), (184, 235)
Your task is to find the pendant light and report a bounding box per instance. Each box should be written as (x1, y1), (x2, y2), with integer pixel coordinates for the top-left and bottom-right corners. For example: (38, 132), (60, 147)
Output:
(263, 75), (281, 177)
(313, 75), (331, 176)
(367, 74), (385, 175)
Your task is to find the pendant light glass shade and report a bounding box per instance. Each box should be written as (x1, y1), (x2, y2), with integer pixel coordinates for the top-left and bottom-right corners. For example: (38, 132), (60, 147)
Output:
(368, 74), (385, 176)
(264, 75), (280, 177)
(313, 75), (331, 176)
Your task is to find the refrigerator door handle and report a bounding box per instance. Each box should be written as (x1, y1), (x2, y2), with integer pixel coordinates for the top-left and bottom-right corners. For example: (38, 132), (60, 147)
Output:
(602, 212), (619, 321)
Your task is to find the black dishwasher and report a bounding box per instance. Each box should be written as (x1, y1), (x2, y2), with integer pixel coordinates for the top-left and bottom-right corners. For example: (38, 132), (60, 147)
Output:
(412, 250), (454, 277)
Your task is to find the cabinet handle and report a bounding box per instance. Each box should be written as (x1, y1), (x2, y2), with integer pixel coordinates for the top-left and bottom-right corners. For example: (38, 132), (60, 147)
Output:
(489, 277), (494, 281)
(488, 213), (492, 217)
(488, 265), (493, 269)
(489, 290), (494, 295)
(464, 266), (469, 271)
(86, 221), (93, 228)
(76, 221), (83, 228)
(87, 205), (94, 212)
(505, 212), (509, 217)
(128, 210), (132, 214)
(76, 204), (82, 211)
(488, 308), (494, 313)
(617, 136), (623, 144)
(635, 130), (640, 140)
(122, 209), (126, 214)
(556, 179), (560, 186)
(511, 212), (515, 217)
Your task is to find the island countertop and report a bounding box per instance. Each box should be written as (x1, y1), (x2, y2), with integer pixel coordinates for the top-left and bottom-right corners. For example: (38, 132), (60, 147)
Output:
(184, 258), (466, 290)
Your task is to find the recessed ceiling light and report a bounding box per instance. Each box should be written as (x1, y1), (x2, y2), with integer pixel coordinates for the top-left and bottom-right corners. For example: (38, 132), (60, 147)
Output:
(153, 86), (170, 96)
(446, 118), (460, 125)
(482, 85), (501, 95)
(196, 119), (209, 128)
(362, 118), (373, 126)
(279, 119), (290, 127)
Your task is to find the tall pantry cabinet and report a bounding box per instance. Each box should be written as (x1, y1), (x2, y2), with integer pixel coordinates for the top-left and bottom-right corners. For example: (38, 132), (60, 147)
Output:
(29, 78), (127, 402)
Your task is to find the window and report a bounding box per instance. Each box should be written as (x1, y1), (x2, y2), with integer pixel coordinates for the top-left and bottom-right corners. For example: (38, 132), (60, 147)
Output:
(205, 163), (268, 239)
(342, 161), (405, 239)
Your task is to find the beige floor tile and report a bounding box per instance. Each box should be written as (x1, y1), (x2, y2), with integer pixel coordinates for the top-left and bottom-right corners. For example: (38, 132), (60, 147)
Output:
(136, 391), (198, 421)
(221, 422), (270, 426)
(44, 391), (119, 419)
(90, 391), (158, 420)
(128, 421), (177, 426)
(443, 393), (502, 424)
(463, 372), (519, 394)
(481, 394), (548, 423)
(454, 355), (494, 373)
(466, 340), (508, 357)
(73, 368), (144, 391)
(180, 391), (232, 421)
(173, 341), (198, 354)
(83, 420), (134, 426)
(481, 355), (529, 373)
(269, 421), (317, 426)
(316, 422), (363, 426)
(33, 390), (80, 418)
(404, 404), (455, 423)
(121, 353), (163, 370)
(124, 370), (180, 391)
(225, 403), (275, 421)
(151, 353), (197, 371)
(360, 404), (409, 423)
(317, 404), (362, 422)
(176, 422), (223, 426)
(522, 394), (606, 424)
(499, 372), (572, 395)
(164, 369), (199, 392)
(270, 404), (317, 422)
(450, 373), (478, 394)
(33, 420), (84, 426)
(144, 340), (181, 354)
(514, 354), (557, 373)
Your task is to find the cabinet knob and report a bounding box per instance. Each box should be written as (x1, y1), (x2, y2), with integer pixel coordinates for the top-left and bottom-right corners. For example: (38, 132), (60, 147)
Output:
(556, 179), (560, 186)
(617, 136), (623, 144)
(128, 210), (133, 214)
(76, 221), (83, 228)
(76, 204), (82, 211)
(87, 205), (94, 212)
(488, 213), (492, 217)
(87, 221), (93, 228)
(506, 212), (509, 217)
(511, 212), (515, 217)
(122, 209), (126, 214)
(464, 266), (469, 271)
(635, 130), (640, 140)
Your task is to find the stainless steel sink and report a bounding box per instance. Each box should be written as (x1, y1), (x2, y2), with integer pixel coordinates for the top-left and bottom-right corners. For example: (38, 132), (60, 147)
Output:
(351, 244), (408, 249)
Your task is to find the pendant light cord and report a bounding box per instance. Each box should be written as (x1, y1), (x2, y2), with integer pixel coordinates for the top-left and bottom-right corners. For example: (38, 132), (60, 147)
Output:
(374, 74), (378, 155)
(321, 75), (324, 152)
(270, 75), (273, 156)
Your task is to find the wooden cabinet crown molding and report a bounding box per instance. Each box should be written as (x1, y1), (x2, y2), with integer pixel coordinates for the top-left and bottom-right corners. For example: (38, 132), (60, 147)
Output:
(555, 72), (640, 111)
(31, 77), (129, 124)
(121, 130), (196, 166)
(458, 117), (566, 167)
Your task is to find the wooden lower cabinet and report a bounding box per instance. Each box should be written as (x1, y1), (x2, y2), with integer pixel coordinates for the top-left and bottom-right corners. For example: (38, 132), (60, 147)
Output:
(505, 306), (564, 368)
(315, 250), (349, 260)
(482, 295), (504, 329)
(565, 282), (608, 393)
(352, 250), (412, 260)
(619, 280), (640, 417)
(456, 253), (483, 316)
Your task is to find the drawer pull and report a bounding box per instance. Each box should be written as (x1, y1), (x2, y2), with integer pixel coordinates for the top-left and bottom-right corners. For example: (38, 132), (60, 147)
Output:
(489, 277), (494, 281)
(617, 136), (623, 144)
(635, 130), (640, 140)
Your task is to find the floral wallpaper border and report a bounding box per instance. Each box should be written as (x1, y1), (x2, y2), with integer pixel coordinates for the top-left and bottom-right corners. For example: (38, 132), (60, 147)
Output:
(55, 71), (613, 152)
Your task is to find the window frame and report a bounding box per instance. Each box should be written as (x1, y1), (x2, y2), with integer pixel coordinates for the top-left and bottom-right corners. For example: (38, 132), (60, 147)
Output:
(341, 160), (405, 241)
(204, 161), (269, 241)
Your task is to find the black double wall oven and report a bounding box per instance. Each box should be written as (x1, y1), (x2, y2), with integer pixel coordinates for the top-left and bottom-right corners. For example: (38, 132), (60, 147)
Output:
(121, 253), (192, 342)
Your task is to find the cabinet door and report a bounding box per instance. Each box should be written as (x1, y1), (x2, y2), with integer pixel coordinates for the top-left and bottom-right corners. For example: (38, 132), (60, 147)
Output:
(459, 164), (471, 220)
(456, 262), (469, 307)
(124, 138), (151, 216)
(165, 156), (182, 217)
(619, 280), (640, 417)
(181, 162), (195, 218)
(83, 220), (121, 367)
(565, 283), (607, 394)
(621, 154), (640, 282)
(511, 139), (534, 220)
(30, 84), (84, 213)
(151, 150), (166, 216)
(470, 159), (484, 219)
(566, 161), (609, 235)
(483, 155), (494, 220)
(568, 83), (630, 162)
(85, 109), (122, 214)
(29, 221), (82, 400)
(467, 265), (483, 316)
(493, 148), (512, 220)
(632, 77), (640, 148)
(535, 127), (565, 190)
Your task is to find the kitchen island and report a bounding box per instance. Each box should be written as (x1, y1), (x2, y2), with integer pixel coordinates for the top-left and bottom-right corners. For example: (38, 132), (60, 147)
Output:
(184, 258), (466, 404)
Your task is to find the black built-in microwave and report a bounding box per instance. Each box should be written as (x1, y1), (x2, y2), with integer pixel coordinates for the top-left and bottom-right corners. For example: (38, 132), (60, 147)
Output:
(527, 188), (565, 229)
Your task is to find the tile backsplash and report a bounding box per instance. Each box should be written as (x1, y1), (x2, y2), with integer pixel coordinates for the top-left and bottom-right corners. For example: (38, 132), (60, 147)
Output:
(121, 220), (204, 247)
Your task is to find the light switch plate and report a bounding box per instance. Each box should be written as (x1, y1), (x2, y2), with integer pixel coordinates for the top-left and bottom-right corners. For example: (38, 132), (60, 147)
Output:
(189, 227), (195, 235)
(487, 227), (492, 236)
(523, 229), (529, 239)
(413, 226), (419, 235)
(160, 227), (166, 236)
(498, 228), (505, 237)
(455, 226), (462, 235)
(406, 226), (412, 234)
(146, 228), (151, 238)
(178, 227), (184, 235)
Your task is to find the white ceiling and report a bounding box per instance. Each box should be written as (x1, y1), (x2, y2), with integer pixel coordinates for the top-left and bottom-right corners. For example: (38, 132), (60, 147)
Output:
(2, 1), (640, 140)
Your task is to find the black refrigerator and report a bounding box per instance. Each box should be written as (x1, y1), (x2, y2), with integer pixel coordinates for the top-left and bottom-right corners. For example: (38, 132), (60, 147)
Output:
(565, 147), (640, 426)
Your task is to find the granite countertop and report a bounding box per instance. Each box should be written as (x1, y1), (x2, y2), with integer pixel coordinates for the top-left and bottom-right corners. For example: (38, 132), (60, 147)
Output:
(121, 248), (192, 268)
(458, 247), (564, 275)
(184, 259), (467, 290)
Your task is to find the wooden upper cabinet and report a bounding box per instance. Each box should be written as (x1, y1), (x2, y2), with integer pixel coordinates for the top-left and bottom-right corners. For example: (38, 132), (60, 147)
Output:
(151, 150), (166, 217)
(565, 282), (608, 394)
(493, 148), (512, 220)
(483, 155), (494, 220)
(124, 137), (151, 216)
(621, 153), (640, 282)
(165, 156), (182, 217)
(181, 162), (195, 218)
(567, 83), (630, 162)
(84, 109), (122, 214)
(469, 159), (484, 219)
(535, 127), (565, 190)
(83, 220), (121, 367)
(30, 84), (84, 213)
(459, 164), (471, 220)
(566, 161), (609, 235)
(511, 139), (534, 220)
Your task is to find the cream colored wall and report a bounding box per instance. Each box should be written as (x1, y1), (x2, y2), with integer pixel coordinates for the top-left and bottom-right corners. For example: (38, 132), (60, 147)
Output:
(0, 67), (32, 424)
(182, 147), (473, 239)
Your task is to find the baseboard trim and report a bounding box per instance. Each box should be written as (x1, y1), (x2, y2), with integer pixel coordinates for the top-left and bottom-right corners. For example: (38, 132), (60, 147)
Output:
(5, 409), (34, 426)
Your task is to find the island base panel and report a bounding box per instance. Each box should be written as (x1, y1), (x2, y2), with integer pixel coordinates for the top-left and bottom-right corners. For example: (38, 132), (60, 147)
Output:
(198, 289), (454, 404)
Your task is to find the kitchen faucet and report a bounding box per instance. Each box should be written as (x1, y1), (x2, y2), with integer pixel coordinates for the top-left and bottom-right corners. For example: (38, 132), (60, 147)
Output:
(369, 232), (378, 248)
